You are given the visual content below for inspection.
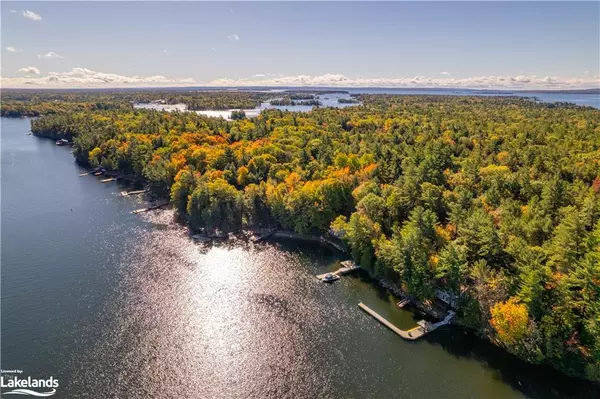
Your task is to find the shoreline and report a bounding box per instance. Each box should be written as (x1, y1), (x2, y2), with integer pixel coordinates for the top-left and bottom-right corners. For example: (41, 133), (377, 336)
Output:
(258, 229), (447, 320)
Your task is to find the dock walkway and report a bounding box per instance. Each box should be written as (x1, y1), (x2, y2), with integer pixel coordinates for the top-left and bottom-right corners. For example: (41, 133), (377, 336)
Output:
(359, 302), (425, 340)
(359, 303), (455, 341)
(132, 202), (169, 214)
(121, 190), (146, 197)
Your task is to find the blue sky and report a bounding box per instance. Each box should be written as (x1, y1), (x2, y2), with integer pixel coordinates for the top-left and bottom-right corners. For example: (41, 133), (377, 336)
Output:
(1, 1), (599, 88)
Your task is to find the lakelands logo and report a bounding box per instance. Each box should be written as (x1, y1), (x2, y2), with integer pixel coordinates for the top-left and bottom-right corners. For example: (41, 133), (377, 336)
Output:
(0, 370), (58, 397)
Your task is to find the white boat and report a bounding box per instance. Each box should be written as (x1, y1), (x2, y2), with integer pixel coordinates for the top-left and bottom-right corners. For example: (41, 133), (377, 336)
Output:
(321, 273), (340, 283)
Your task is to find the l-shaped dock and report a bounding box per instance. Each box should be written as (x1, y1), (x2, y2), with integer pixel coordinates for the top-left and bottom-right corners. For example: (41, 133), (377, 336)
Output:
(359, 302), (426, 340)
(359, 302), (455, 341)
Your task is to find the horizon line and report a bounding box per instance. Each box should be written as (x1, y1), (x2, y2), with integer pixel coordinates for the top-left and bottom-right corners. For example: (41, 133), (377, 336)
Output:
(1, 85), (599, 93)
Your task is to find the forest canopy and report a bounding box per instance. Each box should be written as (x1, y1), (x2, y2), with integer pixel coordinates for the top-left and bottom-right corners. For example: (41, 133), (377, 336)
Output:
(9, 91), (600, 382)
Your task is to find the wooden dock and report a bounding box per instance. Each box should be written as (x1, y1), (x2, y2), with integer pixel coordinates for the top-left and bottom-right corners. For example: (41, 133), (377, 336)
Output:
(121, 190), (146, 197)
(316, 260), (361, 281)
(338, 260), (361, 275)
(132, 202), (169, 214)
(358, 302), (426, 340)
(101, 177), (117, 183)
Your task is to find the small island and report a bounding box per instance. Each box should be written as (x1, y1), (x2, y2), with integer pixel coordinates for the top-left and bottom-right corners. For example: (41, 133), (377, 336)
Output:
(269, 96), (322, 106)
(337, 97), (360, 104)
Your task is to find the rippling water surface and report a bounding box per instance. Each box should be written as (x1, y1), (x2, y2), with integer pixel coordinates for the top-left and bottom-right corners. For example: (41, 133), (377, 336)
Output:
(2, 117), (597, 398)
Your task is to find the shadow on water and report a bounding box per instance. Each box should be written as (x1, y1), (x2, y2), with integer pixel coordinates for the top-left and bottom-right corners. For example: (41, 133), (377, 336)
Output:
(424, 327), (599, 399)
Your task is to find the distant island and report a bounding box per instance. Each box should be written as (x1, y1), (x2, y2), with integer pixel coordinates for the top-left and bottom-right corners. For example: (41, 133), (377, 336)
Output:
(269, 96), (322, 106)
(517, 88), (600, 94)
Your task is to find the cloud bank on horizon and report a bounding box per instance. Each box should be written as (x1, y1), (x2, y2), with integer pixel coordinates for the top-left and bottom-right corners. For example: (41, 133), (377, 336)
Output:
(1, 70), (598, 90)
(4, 67), (196, 87)
(210, 73), (600, 90)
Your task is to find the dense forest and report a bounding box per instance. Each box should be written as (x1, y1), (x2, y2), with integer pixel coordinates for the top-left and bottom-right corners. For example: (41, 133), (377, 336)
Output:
(0, 89), (277, 116)
(4, 91), (599, 382)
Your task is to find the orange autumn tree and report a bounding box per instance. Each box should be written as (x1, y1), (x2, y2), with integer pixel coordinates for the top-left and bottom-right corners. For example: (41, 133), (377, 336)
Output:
(490, 297), (529, 346)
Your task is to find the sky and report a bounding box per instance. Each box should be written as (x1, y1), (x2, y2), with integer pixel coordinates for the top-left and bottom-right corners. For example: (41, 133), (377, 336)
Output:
(1, 1), (599, 89)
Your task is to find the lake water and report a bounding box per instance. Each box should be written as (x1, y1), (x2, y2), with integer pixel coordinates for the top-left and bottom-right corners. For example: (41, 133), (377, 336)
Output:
(134, 89), (599, 118)
(1, 117), (597, 398)
(135, 92), (359, 119)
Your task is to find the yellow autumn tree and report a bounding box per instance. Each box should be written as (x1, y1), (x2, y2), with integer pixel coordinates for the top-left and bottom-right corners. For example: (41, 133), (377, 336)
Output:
(88, 147), (102, 167)
(490, 297), (529, 346)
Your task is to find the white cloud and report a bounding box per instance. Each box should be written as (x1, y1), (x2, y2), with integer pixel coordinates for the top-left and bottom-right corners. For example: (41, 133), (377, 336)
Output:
(211, 48), (217, 52)
(18, 66), (41, 75)
(207, 73), (600, 90)
(6, 46), (23, 53)
(10, 9), (17, 13)
(4, 70), (597, 90)
(21, 10), (42, 21)
(2, 67), (196, 88)
(441, 71), (450, 75)
(37, 52), (64, 59)
(228, 34), (240, 41)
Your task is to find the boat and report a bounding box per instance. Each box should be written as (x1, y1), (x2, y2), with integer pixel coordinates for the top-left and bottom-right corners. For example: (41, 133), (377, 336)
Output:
(397, 299), (410, 308)
(92, 167), (105, 176)
(321, 273), (340, 283)
(55, 139), (69, 146)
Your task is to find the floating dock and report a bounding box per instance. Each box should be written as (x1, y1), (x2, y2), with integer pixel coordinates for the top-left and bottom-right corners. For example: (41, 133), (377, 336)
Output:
(101, 177), (117, 183)
(121, 190), (146, 197)
(132, 202), (169, 214)
(316, 260), (361, 281)
(338, 260), (361, 275)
